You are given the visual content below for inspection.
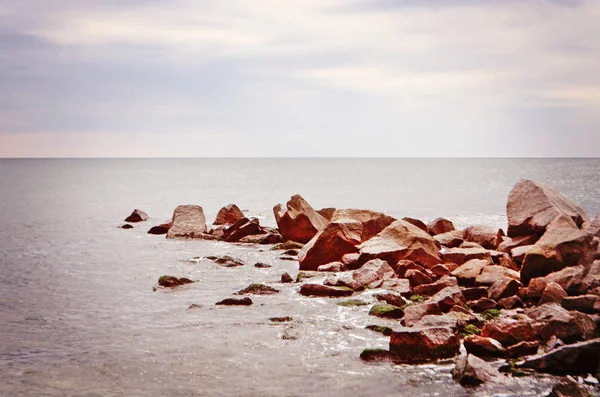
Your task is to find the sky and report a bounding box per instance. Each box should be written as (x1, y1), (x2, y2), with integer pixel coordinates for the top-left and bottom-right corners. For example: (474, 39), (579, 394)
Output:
(1, 0), (599, 157)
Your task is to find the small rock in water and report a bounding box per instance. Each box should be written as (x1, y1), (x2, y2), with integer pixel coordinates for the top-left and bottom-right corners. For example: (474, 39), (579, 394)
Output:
(368, 304), (404, 319)
(281, 273), (293, 283)
(280, 256), (297, 261)
(215, 297), (253, 306)
(121, 224), (134, 229)
(148, 222), (171, 235)
(270, 241), (304, 251)
(254, 262), (271, 268)
(365, 325), (393, 336)
(281, 249), (300, 256)
(269, 316), (293, 323)
(236, 283), (279, 295)
(158, 275), (195, 288)
(124, 209), (149, 222)
(211, 255), (245, 267)
(187, 304), (203, 310)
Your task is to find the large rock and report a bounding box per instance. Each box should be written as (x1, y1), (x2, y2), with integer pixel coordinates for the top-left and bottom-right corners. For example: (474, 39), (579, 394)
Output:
(517, 338), (600, 375)
(273, 194), (328, 244)
(507, 179), (589, 237)
(428, 218), (455, 236)
(481, 318), (536, 347)
(166, 205), (207, 239)
(526, 303), (597, 342)
(298, 219), (362, 271)
(427, 286), (465, 313)
(434, 230), (464, 248)
(344, 259), (397, 290)
(520, 220), (597, 285)
(125, 209), (149, 222)
(442, 247), (492, 265)
(463, 335), (506, 358)
(451, 259), (488, 287)
(463, 225), (504, 250)
(299, 283), (354, 297)
(317, 207), (336, 221)
(389, 327), (460, 363)
(223, 217), (262, 242)
(524, 265), (588, 299)
(402, 302), (443, 326)
(148, 221), (172, 235)
(331, 209), (395, 242)
(358, 220), (441, 268)
(413, 276), (459, 296)
(452, 354), (503, 386)
(539, 281), (567, 305)
(213, 204), (244, 226)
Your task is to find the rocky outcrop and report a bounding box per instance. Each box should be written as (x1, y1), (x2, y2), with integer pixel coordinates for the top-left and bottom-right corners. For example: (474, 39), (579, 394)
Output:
(389, 326), (460, 363)
(331, 209), (395, 241)
(507, 179), (589, 237)
(358, 220), (441, 268)
(166, 205), (207, 239)
(298, 219), (362, 271)
(125, 209), (149, 222)
(273, 194), (328, 244)
(213, 204), (244, 226)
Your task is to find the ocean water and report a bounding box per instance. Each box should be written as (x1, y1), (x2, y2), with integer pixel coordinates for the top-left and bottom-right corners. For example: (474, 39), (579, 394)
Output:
(0, 158), (599, 397)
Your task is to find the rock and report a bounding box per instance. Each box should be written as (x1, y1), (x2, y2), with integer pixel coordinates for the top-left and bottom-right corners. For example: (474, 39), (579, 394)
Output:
(270, 241), (304, 251)
(488, 278), (520, 301)
(474, 265), (520, 287)
(545, 378), (592, 397)
(497, 296), (524, 310)
(413, 276), (458, 296)
(464, 335), (505, 357)
(460, 241), (484, 249)
(526, 303), (597, 342)
(451, 259), (489, 287)
(517, 338), (600, 375)
(368, 304), (404, 319)
(561, 295), (599, 314)
(210, 256), (245, 268)
(121, 224), (134, 229)
(359, 349), (396, 363)
(428, 286), (465, 313)
(520, 220), (597, 285)
(481, 318), (536, 346)
(539, 282), (567, 305)
(376, 293), (406, 307)
(505, 340), (539, 358)
(380, 278), (411, 294)
(345, 259), (397, 290)
(157, 275), (194, 288)
(298, 219), (362, 271)
(507, 179), (589, 237)
(402, 217), (429, 233)
(462, 287), (489, 301)
(471, 298), (497, 313)
(402, 303), (443, 326)
(357, 220), (441, 268)
(298, 284), (354, 297)
(273, 194), (328, 244)
(412, 313), (465, 329)
(463, 225), (504, 249)
(125, 209), (148, 222)
(404, 269), (433, 287)
(525, 265), (588, 299)
(545, 335), (565, 351)
(282, 249), (299, 256)
(365, 325), (393, 336)
(511, 245), (535, 266)
(317, 207), (336, 221)
(389, 327), (460, 363)
(443, 248), (492, 266)
(281, 273), (293, 283)
(215, 297), (253, 306)
(166, 205), (207, 239)
(498, 234), (539, 253)
(331, 209), (395, 241)
(213, 204), (244, 226)
(187, 304), (203, 310)
(148, 221), (171, 235)
(236, 284), (279, 295)
(430, 264), (452, 278)
(254, 262), (271, 268)
(452, 354), (503, 386)
(428, 218), (455, 236)
(434, 230), (464, 248)
(317, 262), (344, 272)
(222, 217), (262, 242)
(269, 316), (294, 323)
(393, 260), (427, 277)
(295, 271), (320, 282)
(340, 252), (360, 268)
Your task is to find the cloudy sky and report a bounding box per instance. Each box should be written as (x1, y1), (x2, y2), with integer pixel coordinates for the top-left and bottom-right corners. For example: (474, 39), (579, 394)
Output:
(1, 0), (599, 157)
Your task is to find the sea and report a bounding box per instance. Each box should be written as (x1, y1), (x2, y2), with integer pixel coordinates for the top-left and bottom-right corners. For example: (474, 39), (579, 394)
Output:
(0, 158), (599, 397)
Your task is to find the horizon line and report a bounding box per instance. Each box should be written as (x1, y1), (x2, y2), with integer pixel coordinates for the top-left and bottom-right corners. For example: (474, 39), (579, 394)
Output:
(0, 156), (599, 160)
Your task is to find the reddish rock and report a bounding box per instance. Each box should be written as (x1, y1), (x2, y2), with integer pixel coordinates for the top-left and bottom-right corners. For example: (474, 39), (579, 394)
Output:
(539, 282), (567, 305)
(520, 222), (597, 285)
(317, 207), (336, 221)
(376, 293), (406, 307)
(497, 254), (518, 271)
(462, 286), (488, 301)
(430, 264), (452, 278)
(166, 205), (207, 239)
(451, 259), (488, 287)
(505, 341), (539, 358)
(213, 204), (244, 226)
(158, 275), (194, 288)
(405, 269), (433, 287)
(546, 379), (592, 397)
(428, 286), (465, 313)
(526, 303), (597, 342)
(498, 234), (539, 253)
(452, 354), (502, 386)
(463, 225), (504, 250)
(402, 303), (442, 326)
(124, 208), (148, 222)
(413, 276), (458, 296)
(517, 338), (600, 375)
(148, 221), (171, 235)
(434, 230), (464, 248)
(474, 266), (520, 287)
(497, 296), (524, 310)
(332, 209), (395, 242)
(583, 212), (600, 237)
(464, 335), (505, 358)
(281, 273), (293, 283)
(562, 295), (598, 314)
(442, 248), (492, 266)
(428, 218), (455, 236)
(402, 217), (429, 233)
(524, 265), (587, 299)
(389, 327), (460, 363)
(481, 318), (536, 346)
(298, 219), (362, 271)
(341, 259), (397, 290)
(358, 220), (441, 269)
(507, 179), (589, 237)
(223, 217), (262, 242)
(380, 279), (411, 294)
(121, 224), (134, 229)
(488, 278), (520, 302)
(237, 229), (283, 244)
(393, 260), (426, 278)
(299, 283), (354, 297)
(460, 241), (484, 249)
(471, 298), (497, 313)
(273, 194), (328, 244)
(216, 297), (253, 306)
(340, 253), (360, 268)
(317, 262), (344, 272)
(511, 245), (535, 266)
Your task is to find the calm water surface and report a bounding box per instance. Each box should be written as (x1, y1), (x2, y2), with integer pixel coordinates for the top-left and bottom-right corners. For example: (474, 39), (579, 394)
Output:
(1, 158), (599, 396)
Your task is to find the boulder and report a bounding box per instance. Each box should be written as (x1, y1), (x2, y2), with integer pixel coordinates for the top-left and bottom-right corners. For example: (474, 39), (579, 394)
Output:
(428, 218), (455, 236)
(237, 229), (283, 244)
(317, 262), (344, 272)
(389, 326), (460, 363)
(413, 276), (458, 296)
(526, 303), (597, 342)
(497, 296), (524, 310)
(121, 224), (133, 229)
(340, 253), (360, 268)
(511, 245), (535, 266)
(317, 207), (336, 221)
(331, 209), (395, 241)
(273, 194), (329, 244)
(463, 335), (505, 358)
(404, 269), (433, 287)
(517, 338), (600, 375)
(442, 248), (492, 266)
(235, 284), (279, 295)
(427, 286), (465, 313)
(358, 220), (441, 268)
(497, 234), (539, 253)
(507, 179), (589, 237)
(488, 278), (520, 302)
(213, 204), (244, 226)
(393, 260), (426, 277)
(471, 298), (497, 313)
(539, 282), (567, 305)
(281, 272), (293, 283)
(208, 255), (245, 268)
(368, 304), (404, 319)
(546, 378), (592, 397)
(380, 278), (411, 294)
(166, 205), (207, 239)
(452, 354), (503, 387)
(298, 219), (362, 271)
(148, 221), (172, 235)
(402, 217), (429, 233)
(562, 295), (598, 314)
(474, 265), (519, 287)
(505, 340), (539, 358)
(481, 318), (536, 346)
(376, 293), (406, 307)
(299, 284), (354, 297)
(462, 287), (488, 301)
(216, 297), (253, 306)
(434, 230), (464, 248)
(125, 209), (148, 222)
(402, 302), (442, 326)
(520, 221), (597, 285)
(451, 259), (489, 287)
(463, 225), (504, 249)
(223, 217), (263, 242)
(524, 265), (587, 299)
(157, 275), (194, 288)
(346, 259), (397, 290)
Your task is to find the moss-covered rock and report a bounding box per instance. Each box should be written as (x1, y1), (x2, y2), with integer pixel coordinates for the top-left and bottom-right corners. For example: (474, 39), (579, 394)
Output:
(409, 295), (425, 303)
(365, 325), (393, 336)
(158, 275), (195, 288)
(337, 299), (369, 307)
(270, 241), (305, 251)
(459, 324), (482, 338)
(482, 309), (501, 321)
(359, 348), (396, 362)
(369, 304), (404, 319)
(236, 283), (279, 295)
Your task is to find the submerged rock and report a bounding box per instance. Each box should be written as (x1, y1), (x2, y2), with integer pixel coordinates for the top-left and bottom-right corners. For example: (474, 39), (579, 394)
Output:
(215, 297), (253, 306)
(148, 221), (172, 235)
(236, 283), (279, 295)
(368, 304), (404, 319)
(125, 209), (148, 222)
(209, 255), (246, 268)
(299, 284), (353, 297)
(121, 224), (134, 229)
(281, 272), (293, 283)
(158, 275), (195, 288)
(166, 205), (207, 239)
